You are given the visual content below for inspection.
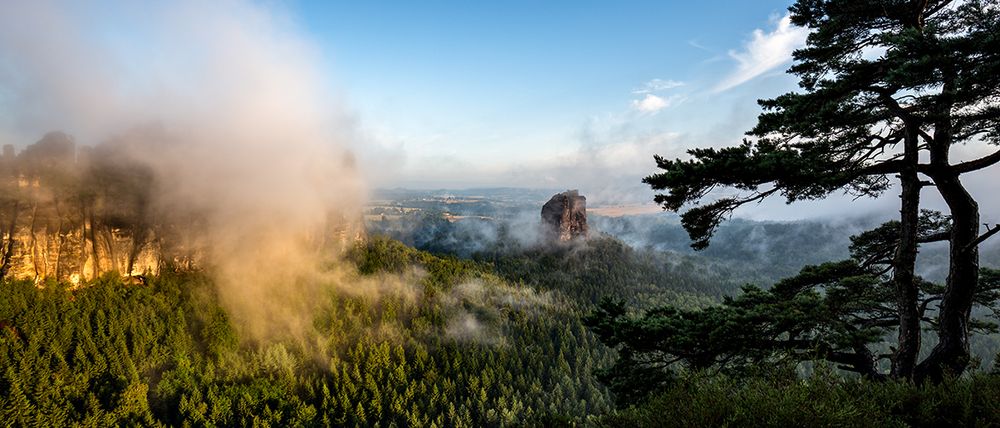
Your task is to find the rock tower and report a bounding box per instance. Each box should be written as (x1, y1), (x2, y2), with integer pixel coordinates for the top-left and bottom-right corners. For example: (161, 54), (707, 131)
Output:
(541, 190), (588, 242)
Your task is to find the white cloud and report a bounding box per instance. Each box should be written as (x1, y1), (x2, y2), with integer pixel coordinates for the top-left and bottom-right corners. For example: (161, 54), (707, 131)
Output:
(633, 78), (685, 94)
(631, 94), (678, 113)
(632, 94), (667, 112)
(630, 93), (687, 113)
(714, 13), (808, 93)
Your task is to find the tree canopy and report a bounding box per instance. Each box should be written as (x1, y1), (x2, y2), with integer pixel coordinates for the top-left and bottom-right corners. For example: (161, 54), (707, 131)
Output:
(589, 213), (1000, 401)
(634, 0), (1000, 383)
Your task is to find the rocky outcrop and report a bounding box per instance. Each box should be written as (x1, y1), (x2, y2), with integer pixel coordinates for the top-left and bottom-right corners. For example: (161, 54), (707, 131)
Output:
(541, 190), (588, 242)
(0, 133), (186, 284)
(0, 132), (363, 285)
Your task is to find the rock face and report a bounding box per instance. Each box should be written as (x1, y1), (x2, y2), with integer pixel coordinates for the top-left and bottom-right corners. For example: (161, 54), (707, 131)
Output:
(0, 132), (363, 285)
(0, 132), (191, 284)
(541, 190), (588, 242)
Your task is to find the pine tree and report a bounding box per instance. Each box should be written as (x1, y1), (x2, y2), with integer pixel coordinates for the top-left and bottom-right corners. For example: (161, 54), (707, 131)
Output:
(643, 0), (1000, 381)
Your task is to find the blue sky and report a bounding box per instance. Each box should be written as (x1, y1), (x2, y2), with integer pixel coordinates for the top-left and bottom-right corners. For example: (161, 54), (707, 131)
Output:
(292, 0), (810, 192)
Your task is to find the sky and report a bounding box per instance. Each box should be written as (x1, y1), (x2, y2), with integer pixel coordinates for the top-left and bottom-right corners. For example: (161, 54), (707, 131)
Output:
(296, 1), (807, 193)
(292, 0), (996, 222)
(0, 0), (996, 221)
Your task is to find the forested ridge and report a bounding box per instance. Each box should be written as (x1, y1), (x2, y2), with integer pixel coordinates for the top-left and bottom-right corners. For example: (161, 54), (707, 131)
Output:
(5, 233), (1000, 426)
(1, 238), (640, 427)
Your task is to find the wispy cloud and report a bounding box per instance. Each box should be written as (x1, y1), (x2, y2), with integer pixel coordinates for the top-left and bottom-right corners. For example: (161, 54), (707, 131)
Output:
(713, 13), (808, 93)
(687, 39), (712, 52)
(632, 78), (685, 94)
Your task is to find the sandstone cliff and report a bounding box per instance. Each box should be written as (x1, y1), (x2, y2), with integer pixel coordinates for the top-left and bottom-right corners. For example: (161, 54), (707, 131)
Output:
(0, 132), (362, 285)
(541, 190), (588, 242)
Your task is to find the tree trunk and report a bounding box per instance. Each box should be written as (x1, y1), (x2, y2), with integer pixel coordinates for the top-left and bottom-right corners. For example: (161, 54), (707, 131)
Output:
(891, 126), (922, 379)
(916, 171), (979, 382)
(915, 76), (980, 382)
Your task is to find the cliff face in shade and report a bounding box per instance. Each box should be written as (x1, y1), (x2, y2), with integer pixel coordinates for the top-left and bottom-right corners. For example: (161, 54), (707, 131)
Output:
(541, 190), (588, 242)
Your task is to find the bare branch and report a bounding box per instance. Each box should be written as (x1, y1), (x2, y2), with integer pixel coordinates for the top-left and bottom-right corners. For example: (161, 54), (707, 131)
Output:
(871, 88), (916, 123)
(919, 296), (943, 319)
(966, 224), (1000, 252)
(857, 159), (906, 175)
(917, 129), (935, 145)
(953, 149), (1000, 174)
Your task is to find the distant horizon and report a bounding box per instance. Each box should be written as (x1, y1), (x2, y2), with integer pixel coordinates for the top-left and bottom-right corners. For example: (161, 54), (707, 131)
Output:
(365, 186), (901, 224)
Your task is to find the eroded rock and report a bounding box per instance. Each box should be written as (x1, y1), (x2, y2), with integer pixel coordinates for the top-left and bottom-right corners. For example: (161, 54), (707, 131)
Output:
(541, 190), (588, 242)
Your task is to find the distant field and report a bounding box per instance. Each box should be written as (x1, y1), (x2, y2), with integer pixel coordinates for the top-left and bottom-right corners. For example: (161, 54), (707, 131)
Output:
(587, 204), (664, 217)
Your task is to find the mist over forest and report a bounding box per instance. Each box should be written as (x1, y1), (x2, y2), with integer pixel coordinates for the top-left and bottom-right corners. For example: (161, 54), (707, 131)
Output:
(366, 189), (1000, 285)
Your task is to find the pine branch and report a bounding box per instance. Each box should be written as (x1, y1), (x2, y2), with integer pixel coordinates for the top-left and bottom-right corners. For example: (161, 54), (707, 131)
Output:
(953, 149), (1000, 174)
(966, 224), (1000, 251)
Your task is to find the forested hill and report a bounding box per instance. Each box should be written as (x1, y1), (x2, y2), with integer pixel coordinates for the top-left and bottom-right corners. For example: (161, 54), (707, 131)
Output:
(5, 224), (1000, 425)
(0, 236), (724, 426)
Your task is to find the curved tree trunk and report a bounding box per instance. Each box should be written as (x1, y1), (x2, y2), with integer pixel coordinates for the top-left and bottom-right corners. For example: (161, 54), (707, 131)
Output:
(916, 171), (979, 382)
(915, 77), (980, 382)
